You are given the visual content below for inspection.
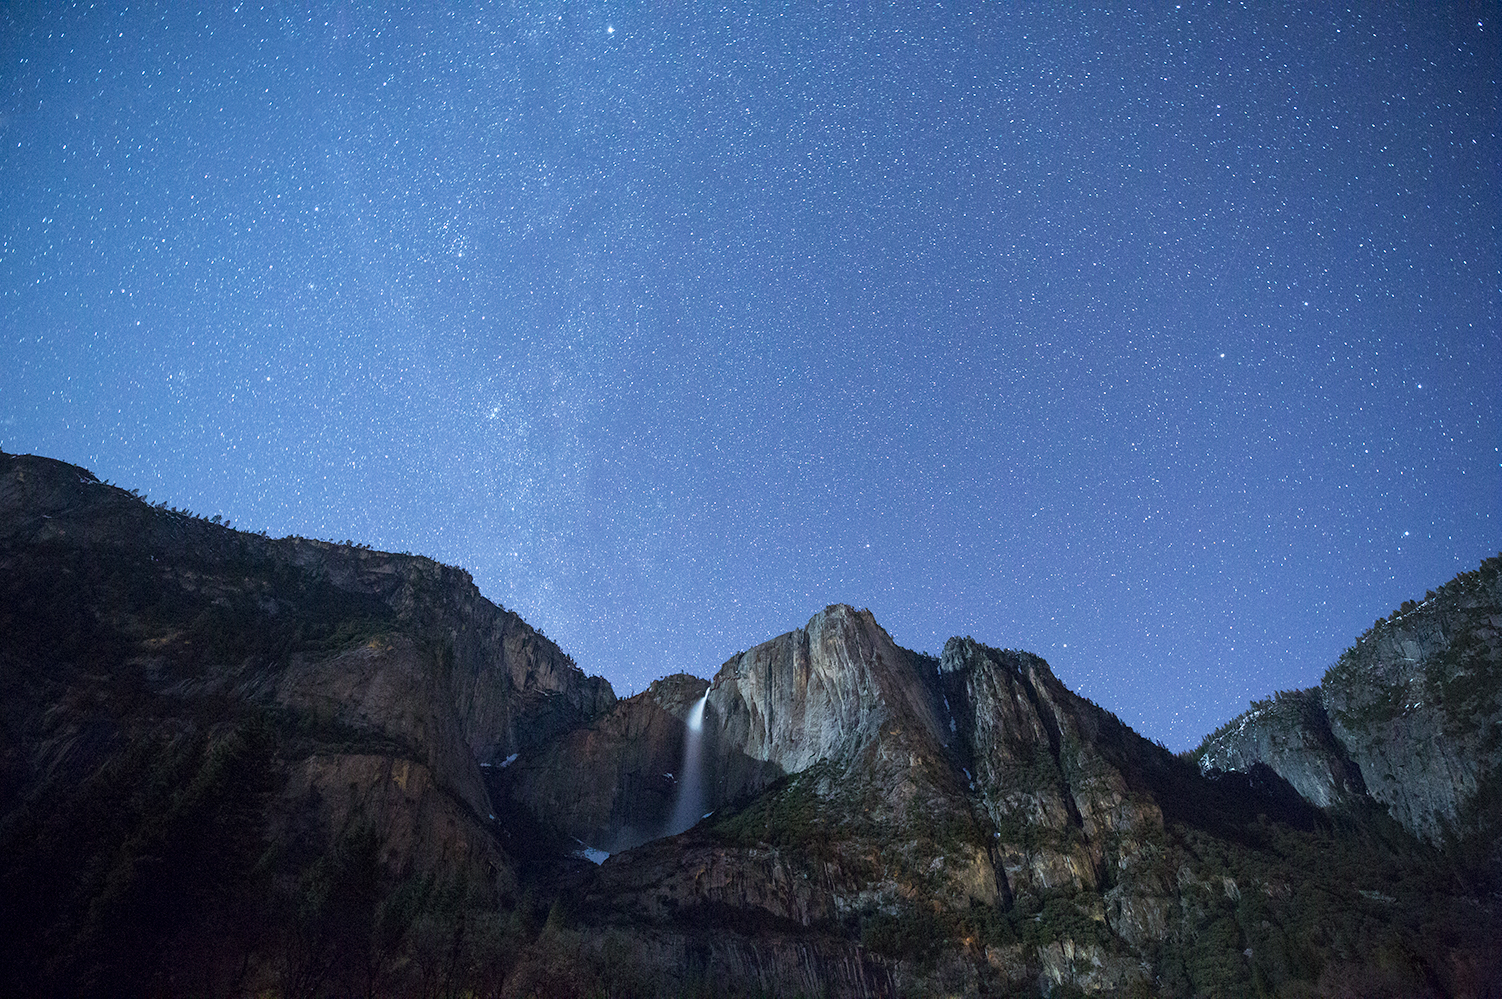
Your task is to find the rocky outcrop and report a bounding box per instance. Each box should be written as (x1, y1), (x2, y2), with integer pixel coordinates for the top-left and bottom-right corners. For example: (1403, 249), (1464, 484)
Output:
(1196, 687), (1368, 809)
(939, 638), (1168, 900)
(274, 536), (616, 762)
(1197, 555), (1502, 843)
(704, 605), (946, 783)
(514, 611), (1181, 997)
(1323, 557), (1502, 842)
(0, 452), (613, 771)
(504, 606), (960, 854)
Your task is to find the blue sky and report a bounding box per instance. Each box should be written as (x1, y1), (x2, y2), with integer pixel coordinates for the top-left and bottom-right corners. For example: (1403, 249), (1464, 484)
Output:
(3, 2), (1496, 748)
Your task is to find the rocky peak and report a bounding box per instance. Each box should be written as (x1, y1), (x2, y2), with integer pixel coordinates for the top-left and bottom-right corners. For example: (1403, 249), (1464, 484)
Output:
(937, 638), (1169, 898)
(1197, 554), (1502, 843)
(499, 605), (943, 853)
(0, 451), (615, 767)
(705, 604), (947, 781)
(644, 672), (712, 717)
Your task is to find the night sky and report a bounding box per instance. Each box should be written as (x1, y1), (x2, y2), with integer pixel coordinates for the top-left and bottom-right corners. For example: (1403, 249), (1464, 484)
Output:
(3, 3), (1497, 749)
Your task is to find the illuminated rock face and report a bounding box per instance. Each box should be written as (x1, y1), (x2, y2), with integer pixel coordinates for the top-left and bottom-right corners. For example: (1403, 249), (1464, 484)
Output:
(500, 605), (947, 852)
(504, 604), (1192, 994)
(501, 578), (1502, 996)
(1197, 555), (1502, 843)
(705, 604), (946, 779)
(1197, 687), (1369, 809)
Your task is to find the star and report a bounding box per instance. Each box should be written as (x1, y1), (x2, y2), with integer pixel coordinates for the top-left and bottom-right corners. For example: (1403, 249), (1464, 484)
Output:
(0, 2), (1493, 751)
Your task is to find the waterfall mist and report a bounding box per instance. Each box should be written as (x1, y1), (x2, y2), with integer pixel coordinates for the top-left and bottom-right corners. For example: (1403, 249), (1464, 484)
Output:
(666, 691), (709, 836)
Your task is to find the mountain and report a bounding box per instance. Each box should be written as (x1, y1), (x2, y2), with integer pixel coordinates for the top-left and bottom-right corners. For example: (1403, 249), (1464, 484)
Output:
(506, 603), (1500, 997)
(1197, 555), (1502, 846)
(0, 450), (614, 997)
(1, 449), (1498, 998)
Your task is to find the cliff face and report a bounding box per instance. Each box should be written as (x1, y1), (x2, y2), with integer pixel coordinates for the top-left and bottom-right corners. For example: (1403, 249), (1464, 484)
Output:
(1196, 687), (1368, 810)
(0, 450), (613, 814)
(511, 598), (1500, 998)
(508, 609), (1023, 996)
(1197, 556), (1502, 843)
(0, 452), (617, 997)
(503, 606), (955, 855)
(0, 452), (614, 773)
(939, 638), (1171, 904)
(1323, 558), (1502, 842)
(705, 604), (946, 782)
(512, 610), (1267, 996)
(497, 672), (710, 852)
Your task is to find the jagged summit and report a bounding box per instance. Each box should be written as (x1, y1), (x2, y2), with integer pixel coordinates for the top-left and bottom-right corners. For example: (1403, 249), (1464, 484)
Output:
(706, 603), (946, 777)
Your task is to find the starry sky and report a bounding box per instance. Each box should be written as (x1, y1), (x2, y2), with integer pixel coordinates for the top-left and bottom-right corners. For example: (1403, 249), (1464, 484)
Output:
(3, 3), (1497, 749)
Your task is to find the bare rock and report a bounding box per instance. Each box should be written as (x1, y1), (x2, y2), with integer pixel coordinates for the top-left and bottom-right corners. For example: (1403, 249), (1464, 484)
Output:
(1197, 687), (1367, 809)
(1196, 555), (1502, 843)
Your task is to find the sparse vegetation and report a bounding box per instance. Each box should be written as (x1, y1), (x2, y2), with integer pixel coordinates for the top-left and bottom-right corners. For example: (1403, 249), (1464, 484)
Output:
(709, 761), (842, 857)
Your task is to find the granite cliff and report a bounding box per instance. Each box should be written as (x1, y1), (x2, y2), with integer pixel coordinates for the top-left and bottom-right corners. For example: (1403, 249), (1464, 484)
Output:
(1197, 555), (1502, 845)
(2, 449), (1498, 998)
(1193, 687), (1367, 811)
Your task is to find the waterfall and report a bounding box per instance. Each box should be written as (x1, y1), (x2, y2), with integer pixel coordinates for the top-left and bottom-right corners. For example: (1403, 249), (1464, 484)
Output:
(666, 690), (709, 836)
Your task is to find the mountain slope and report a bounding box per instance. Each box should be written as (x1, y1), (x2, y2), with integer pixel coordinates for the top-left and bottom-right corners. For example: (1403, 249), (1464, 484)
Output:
(509, 598), (1501, 997)
(0, 450), (616, 998)
(1198, 554), (1502, 844)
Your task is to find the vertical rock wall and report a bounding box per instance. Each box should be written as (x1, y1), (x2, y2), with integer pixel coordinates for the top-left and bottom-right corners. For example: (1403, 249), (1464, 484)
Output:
(1197, 555), (1502, 843)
